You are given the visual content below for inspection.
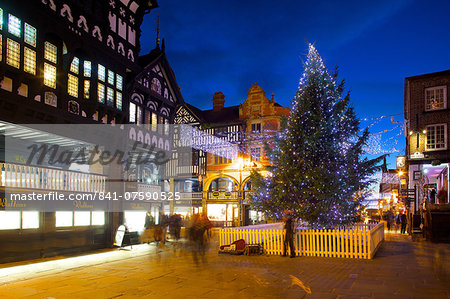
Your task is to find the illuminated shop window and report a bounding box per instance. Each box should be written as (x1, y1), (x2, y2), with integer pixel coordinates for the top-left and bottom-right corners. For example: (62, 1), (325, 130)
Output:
(43, 62), (56, 88)
(116, 74), (123, 90)
(8, 14), (21, 37)
(124, 211), (146, 232)
(107, 69), (114, 85)
(74, 211), (90, 226)
(44, 41), (57, 63)
(22, 211), (39, 229)
(151, 112), (157, 131)
(92, 211), (105, 226)
(84, 61), (91, 77)
(0, 211), (21, 230)
(83, 80), (90, 99)
(55, 211), (73, 227)
(6, 38), (20, 68)
(129, 102), (136, 123)
(116, 91), (122, 110)
(97, 83), (105, 103)
(68, 74), (78, 97)
(0, 211), (39, 230)
(24, 23), (37, 47)
(98, 64), (105, 81)
(70, 57), (79, 74)
(107, 87), (114, 106)
(23, 47), (36, 75)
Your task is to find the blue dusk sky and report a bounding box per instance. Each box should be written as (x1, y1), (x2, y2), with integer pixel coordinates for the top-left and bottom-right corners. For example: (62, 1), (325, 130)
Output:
(139, 0), (450, 169)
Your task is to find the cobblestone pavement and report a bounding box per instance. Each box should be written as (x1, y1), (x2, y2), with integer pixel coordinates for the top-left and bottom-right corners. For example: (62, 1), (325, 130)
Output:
(0, 232), (449, 299)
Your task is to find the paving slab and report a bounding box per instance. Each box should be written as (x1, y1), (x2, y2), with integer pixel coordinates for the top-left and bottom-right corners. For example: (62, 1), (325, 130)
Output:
(0, 233), (449, 298)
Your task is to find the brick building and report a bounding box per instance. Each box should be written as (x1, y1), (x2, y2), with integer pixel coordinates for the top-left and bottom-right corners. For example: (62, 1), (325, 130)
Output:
(404, 70), (449, 211)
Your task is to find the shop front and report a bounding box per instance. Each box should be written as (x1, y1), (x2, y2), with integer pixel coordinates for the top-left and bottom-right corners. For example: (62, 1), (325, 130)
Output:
(206, 203), (239, 227)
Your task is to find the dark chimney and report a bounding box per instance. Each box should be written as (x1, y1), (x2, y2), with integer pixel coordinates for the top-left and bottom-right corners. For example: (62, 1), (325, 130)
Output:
(212, 91), (225, 111)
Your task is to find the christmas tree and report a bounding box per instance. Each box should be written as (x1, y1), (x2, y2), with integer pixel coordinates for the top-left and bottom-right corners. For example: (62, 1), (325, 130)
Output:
(250, 44), (383, 228)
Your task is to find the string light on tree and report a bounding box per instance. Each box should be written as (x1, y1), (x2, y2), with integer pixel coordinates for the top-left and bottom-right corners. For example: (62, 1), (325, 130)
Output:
(249, 44), (383, 228)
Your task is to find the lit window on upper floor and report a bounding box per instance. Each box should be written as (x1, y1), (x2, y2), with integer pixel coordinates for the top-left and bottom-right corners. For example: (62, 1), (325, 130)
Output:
(98, 83), (105, 103)
(70, 57), (79, 74)
(116, 74), (123, 91)
(24, 23), (37, 47)
(6, 38), (20, 68)
(43, 62), (56, 89)
(98, 64), (105, 82)
(8, 14), (21, 38)
(0, 9), (3, 30)
(23, 47), (36, 75)
(251, 123), (261, 133)
(44, 41), (57, 63)
(129, 102), (136, 123)
(83, 80), (90, 99)
(425, 86), (447, 111)
(84, 61), (91, 77)
(107, 87), (114, 106)
(116, 92), (122, 110)
(108, 69), (114, 85)
(68, 74), (78, 97)
(151, 112), (157, 131)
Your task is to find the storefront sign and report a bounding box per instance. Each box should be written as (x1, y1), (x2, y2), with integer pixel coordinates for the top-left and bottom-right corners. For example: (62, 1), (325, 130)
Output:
(396, 156), (406, 169)
(410, 152), (424, 159)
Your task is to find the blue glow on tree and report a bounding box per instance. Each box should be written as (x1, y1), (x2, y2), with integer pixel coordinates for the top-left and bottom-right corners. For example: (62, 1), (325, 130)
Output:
(250, 44), (383, 228)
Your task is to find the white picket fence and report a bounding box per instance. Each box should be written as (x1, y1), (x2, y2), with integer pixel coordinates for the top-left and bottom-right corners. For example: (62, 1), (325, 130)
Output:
(219, 222), (384, 259)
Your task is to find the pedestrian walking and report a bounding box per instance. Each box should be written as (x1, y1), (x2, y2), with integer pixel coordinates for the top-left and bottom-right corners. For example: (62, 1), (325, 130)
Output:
(400, 212), (407, 234)
(283, 210), (296, 258)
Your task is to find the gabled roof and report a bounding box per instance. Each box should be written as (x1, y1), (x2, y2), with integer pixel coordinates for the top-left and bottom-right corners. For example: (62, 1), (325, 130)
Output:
(135, 46), (185, 107)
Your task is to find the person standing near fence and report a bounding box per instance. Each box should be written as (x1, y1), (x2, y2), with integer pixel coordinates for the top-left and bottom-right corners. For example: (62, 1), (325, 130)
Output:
(283, 210), (296, 258)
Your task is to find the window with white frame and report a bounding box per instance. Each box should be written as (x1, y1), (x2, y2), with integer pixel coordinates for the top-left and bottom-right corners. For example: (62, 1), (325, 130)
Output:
(426, 124), (447, 151)
(425, 86), (447, 111)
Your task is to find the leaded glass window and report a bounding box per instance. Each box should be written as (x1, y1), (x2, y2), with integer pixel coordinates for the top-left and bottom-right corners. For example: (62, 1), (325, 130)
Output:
(6, 38), (20, 68)
(70, 57), (79, 74)
(24, 23), (37, 47)
(68, 74), (78, 97)
(44, 42), (57, 63)
(23, 47), (36, 75)
(98, 64), (105, 81)
(43, 62), (57, 88)
(8, 14), (21, 38)
(98, 83), (105, 103)
(84, 61), (91, 77)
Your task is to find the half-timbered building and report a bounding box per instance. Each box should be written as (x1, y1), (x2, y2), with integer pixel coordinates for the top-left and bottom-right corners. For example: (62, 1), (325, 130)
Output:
(0, 0), (159, 262)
